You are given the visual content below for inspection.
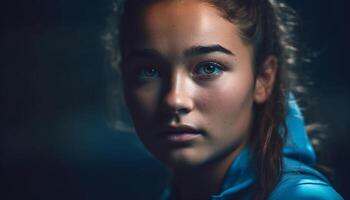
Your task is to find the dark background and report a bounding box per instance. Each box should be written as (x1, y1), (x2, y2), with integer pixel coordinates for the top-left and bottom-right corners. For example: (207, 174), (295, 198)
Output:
(1, 0), (349, 199)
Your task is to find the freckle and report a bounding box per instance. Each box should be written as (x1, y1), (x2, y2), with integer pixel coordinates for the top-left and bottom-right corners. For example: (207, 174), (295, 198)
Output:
(225, 119), (233, 126)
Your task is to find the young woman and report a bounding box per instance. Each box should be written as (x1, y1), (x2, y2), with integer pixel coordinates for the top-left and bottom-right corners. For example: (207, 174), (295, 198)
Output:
(114, 0), (343, 199)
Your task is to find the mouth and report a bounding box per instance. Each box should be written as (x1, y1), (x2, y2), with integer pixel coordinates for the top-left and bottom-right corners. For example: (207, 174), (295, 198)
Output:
(155, 124), (202, 143)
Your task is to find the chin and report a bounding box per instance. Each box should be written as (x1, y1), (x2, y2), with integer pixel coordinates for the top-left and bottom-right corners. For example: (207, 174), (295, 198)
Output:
(158, 148), (212, 171)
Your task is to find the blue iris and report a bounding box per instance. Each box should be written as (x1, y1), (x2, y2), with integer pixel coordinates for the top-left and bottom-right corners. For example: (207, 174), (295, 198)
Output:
(138, 67), (160, 80)
(195, 62), (223, 76)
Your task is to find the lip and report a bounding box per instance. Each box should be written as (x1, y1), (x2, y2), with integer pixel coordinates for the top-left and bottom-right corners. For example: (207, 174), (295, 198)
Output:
(156, 124), (202, 143)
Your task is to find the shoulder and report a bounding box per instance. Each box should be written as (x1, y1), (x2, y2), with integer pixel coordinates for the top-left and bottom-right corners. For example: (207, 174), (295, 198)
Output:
(269, 178), (343, 200)
(269, 158), (343, 200)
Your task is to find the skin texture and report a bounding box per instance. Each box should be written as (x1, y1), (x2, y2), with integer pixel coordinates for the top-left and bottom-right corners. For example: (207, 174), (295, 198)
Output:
(122, 0), (277, 199)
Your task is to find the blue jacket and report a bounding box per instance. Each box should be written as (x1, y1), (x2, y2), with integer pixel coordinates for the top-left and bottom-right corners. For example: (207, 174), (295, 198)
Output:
(163, 95), (343, 199)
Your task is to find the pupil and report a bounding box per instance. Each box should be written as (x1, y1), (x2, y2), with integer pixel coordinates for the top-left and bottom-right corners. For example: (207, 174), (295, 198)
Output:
(205, 65), (214, 73)
(146, 68), (156, 75)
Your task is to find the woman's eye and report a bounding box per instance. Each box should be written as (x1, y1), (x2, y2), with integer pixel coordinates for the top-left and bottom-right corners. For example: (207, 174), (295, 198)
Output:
(194, 62), (223, 77)
(137, 67), (160, 80)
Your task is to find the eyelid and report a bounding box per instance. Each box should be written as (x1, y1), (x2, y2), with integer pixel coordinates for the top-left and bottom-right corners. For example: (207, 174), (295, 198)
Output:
(198, 60), (224, 68)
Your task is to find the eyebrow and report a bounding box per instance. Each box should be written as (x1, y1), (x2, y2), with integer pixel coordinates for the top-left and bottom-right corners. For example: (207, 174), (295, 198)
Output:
(184, 44), (234, 57)
(124, 44), (234, 62)
(124, 49), (162, 62)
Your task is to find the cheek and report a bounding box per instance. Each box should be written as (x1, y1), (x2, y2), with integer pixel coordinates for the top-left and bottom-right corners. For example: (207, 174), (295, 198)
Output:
(126, 84), (161, 124)
(199, 80), (253, 115)
(196, 75), (255, 136)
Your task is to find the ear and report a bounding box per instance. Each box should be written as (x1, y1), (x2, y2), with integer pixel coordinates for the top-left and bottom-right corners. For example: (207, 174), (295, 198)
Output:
(254, 56), (278, 104)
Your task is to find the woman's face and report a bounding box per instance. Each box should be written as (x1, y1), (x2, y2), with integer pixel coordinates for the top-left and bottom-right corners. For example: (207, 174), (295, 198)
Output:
(122, 0), (261, 169)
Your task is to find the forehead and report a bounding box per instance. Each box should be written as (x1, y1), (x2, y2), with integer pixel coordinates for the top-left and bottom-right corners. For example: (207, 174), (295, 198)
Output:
(125, 0), (252, 59)
(143, 1), (221, 37)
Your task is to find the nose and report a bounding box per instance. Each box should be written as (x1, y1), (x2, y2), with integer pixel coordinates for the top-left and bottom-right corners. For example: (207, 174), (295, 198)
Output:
(162, 69), (194, 116)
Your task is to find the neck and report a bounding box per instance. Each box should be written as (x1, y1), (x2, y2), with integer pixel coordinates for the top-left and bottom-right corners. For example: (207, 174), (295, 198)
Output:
(172, 143), (246, 200)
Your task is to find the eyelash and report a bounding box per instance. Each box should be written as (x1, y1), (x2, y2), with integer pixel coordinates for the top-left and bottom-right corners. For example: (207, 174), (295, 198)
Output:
(134, 61), (224, 81)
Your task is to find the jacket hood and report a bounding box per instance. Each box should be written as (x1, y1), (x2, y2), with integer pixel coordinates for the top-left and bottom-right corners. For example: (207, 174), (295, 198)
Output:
(283, 93), (316, 165)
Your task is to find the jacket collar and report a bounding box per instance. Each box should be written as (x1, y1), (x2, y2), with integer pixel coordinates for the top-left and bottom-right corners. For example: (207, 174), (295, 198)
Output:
(211, 146), (255, 199)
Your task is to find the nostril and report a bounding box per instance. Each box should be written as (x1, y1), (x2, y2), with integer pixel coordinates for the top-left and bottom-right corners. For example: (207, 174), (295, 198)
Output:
(175, 108), (190, 115)
(162, 90), (194, 115)
(160, 106), (190, 116)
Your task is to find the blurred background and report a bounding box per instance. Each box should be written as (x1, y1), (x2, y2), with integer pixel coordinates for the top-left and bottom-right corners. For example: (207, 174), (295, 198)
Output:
(1, 0), (349, 199)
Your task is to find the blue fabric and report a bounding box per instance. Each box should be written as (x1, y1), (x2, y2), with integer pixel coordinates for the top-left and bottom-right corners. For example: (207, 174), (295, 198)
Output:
(163, 94), (343, 199)
(283, 93), (316, 165)
(269, 158), (343, 200)
(211, 147), (254, 200)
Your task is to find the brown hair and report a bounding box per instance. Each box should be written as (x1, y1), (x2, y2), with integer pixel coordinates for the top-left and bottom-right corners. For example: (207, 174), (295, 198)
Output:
(114, 0), (298, 199)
